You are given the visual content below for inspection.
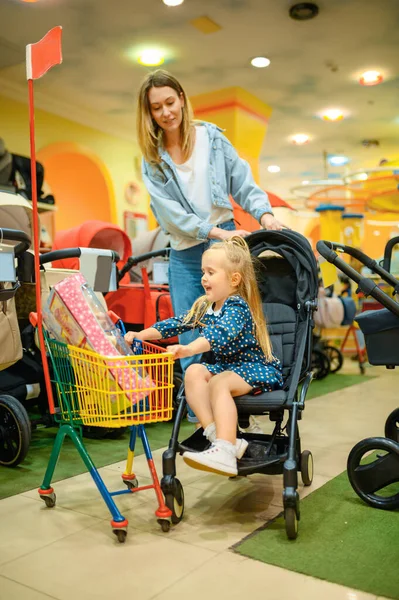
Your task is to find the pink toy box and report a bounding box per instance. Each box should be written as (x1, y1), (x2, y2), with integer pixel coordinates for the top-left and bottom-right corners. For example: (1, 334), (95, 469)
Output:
(44, 273), (153, 407)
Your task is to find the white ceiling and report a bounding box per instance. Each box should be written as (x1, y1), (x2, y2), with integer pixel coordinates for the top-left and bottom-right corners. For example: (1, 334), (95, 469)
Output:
(0, 0), (398, 202)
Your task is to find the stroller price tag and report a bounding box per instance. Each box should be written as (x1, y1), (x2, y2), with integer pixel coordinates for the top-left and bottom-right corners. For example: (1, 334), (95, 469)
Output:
(153, 260), (169, 284)
(0, 244), (16, 283)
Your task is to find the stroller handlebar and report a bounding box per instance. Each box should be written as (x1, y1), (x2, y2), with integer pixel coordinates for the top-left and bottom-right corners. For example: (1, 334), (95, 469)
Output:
(0, 228), (30, 256)
(40, 247), (120, 266)
(316, 240), (399, 317)
(382, 235), (399, 274)
(118, 247), (170, 281)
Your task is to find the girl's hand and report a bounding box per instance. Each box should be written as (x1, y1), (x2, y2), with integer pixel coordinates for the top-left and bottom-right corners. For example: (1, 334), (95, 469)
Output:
(166, 344), (193, 359)
(124, 330), (144, 345)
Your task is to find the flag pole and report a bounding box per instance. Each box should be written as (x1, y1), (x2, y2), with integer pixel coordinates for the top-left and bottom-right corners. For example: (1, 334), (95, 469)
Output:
(27, 78), (56, 414)
(27, 26), (63, 414)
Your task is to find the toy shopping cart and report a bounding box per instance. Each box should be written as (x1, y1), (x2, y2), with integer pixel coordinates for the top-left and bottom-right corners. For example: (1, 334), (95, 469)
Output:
(36, 322), (174, 543)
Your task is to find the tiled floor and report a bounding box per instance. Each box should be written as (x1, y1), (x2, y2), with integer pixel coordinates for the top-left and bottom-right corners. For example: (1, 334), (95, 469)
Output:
(0, 365), (397, 600)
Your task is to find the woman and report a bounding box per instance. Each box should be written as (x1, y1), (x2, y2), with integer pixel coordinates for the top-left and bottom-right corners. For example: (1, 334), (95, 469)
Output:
(136, 69), (284, 424)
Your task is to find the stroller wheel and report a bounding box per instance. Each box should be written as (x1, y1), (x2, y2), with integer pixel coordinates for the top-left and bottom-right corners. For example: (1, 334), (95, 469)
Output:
(324, 346), (343, 373)
(285, 507), (298, 540)
(0, 395), (31, 467)
(311, 349), (330, 380)
(347, 437), (399, 510)
(385, 409), (399, 443)
(300, 450), (314, 486)
(164, 478), (184, 525)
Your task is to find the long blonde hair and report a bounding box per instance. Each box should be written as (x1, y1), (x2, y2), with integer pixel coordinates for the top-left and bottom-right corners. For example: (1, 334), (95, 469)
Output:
(137, 69), (195, 165)
(184, 237), (274, 361)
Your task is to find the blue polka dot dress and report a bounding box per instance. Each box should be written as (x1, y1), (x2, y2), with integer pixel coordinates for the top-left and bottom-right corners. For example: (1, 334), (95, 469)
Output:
(153, 295), (283, 393)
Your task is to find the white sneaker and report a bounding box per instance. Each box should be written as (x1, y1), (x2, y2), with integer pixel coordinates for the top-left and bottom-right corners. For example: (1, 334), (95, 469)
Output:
(183, 440), (237, 476)
(236, 438), (248, 459)
(203, 423), (248, 459)
(241, 415), (264, 435)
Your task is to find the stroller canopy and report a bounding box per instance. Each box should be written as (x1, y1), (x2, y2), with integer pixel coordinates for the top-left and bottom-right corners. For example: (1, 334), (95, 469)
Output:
(51, 221), (132, 270)
(246, 230), (319, 314)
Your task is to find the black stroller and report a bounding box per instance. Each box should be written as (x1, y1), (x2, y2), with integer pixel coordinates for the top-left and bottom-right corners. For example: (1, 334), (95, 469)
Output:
(160, 230), (319, 540)
(317, 237), (399, 510)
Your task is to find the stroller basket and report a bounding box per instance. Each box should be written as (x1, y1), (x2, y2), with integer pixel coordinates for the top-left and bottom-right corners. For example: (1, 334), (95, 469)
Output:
(356, 309), (399, 366)
(47, 336), (174, 427)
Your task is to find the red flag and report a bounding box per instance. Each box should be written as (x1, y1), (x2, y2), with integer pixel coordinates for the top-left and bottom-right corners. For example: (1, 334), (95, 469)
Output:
(26, 26), (62, 80)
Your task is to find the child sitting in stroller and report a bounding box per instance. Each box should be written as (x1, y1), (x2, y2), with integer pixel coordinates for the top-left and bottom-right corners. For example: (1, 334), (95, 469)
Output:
(125, 236), (283, 476)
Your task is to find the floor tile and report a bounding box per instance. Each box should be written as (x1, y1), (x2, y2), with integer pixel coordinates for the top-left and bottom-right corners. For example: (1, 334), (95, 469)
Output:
(151, 550), (378, 600)
(0, 523), (216, 600)
(0, 495), (100, 567)
(0, 576), (57, 600)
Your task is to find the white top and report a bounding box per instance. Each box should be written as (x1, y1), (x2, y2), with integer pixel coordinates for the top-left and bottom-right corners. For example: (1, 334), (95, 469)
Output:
(171, 125), (233, 250)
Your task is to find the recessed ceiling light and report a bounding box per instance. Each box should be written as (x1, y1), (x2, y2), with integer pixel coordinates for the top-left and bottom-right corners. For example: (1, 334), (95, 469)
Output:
(358, 173), (368, 181)
(138, 49), (165, 66)
(289, 3), (319, 20)
(328, 155), (350, 166)
(163, 0), (184, 5)
(302, 180), (310, 184)
(321, 109), (344, 121)
(251, 57), (271, 68)
(359, 70), (383, 86)
(291, 133), (309, 145)
(267, 165), (280, 173)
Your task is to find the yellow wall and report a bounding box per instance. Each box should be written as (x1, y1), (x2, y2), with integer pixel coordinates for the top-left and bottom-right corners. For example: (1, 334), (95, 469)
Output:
(0, 94), (147, 231)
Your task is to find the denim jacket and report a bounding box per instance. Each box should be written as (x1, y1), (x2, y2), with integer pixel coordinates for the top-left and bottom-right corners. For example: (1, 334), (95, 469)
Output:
(142, 121), (273, 241)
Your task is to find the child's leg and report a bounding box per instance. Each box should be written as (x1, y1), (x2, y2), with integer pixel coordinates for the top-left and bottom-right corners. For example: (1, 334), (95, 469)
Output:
(209, 371), (252, 444)
(184, 364), (214, 428)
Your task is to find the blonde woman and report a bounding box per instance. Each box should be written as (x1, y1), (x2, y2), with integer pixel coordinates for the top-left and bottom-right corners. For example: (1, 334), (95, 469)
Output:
(125, 237), (283, 477)
(136, 70), (284, 426)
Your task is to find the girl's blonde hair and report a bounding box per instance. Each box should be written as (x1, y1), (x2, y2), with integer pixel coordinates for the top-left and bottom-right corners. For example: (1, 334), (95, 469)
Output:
(184, 236), (274, 361)
(137, 69), (195, 165)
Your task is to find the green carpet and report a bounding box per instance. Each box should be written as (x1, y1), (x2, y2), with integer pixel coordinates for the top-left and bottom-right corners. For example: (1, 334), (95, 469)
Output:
(0, 373), (373, 500)
(0, 421), (192, 500)
(234, 469), (399, 599)
(305, 373), (374, 400)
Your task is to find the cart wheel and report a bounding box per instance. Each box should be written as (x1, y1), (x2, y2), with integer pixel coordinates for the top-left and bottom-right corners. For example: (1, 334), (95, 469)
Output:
(324, 346), (343, 373)
(347, 437), (399, 510)
(114, 529), (127, 543)
(164, 478), (184, 525)
(0, 395), (31, 467)
(385, 409), (399, 443)
(42, 492), (56, 508)
(123, 477), (139, 490)
(359, 363), (366, 375)
(285, 507), (298, 540)
(158, 519), (171, 532)
(311, 349), (330, 380)
(300, 450), (314, 486)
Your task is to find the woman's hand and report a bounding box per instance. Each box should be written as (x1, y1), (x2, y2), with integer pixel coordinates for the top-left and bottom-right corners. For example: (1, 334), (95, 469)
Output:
(222, 228), (251, 239)
(166, 344), (194, 359)
(260, 213), (286, 231)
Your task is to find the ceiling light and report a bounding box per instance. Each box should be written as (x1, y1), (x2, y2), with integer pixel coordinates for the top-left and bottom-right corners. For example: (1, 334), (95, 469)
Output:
(291, 133), (309, 145)
(251, 57), (271, 68)
(267, 165), (280, 173)
(289, 3), (319, 20)
(163, 0), (184, 5)
(358, 173), (368, 181)
(328, 155), (350, 166)
(321, 109), (344, 121)
(359, 70), (383, 86)
(138, 49), (165, 66)
(302, 180), (310, 185)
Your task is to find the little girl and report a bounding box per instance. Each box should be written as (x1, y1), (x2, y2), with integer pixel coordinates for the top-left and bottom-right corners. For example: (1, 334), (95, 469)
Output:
(125, 237), (283, 476)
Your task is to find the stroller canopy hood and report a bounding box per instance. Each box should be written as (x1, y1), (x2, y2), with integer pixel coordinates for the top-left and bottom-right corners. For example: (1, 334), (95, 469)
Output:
(51, 221), (132, 270)
(246, 229), (319, 306)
